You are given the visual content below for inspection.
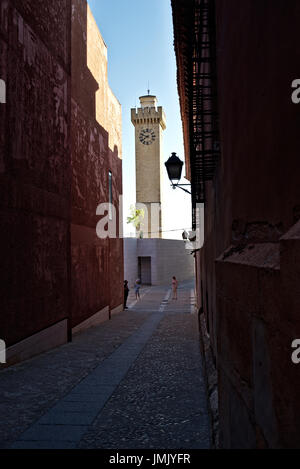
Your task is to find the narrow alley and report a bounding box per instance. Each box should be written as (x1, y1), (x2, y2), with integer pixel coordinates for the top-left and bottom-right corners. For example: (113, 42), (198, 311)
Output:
(0, 283), (211, 449)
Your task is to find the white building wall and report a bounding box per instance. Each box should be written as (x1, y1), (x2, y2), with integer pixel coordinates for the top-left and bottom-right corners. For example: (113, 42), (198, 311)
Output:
(124, 238), (138, 288)
(137, 239), (195, 286)
(124, 238), (195, 288)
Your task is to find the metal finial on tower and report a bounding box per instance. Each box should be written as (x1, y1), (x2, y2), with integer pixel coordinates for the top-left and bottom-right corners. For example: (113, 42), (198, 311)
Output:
(147, 81), (150, 95)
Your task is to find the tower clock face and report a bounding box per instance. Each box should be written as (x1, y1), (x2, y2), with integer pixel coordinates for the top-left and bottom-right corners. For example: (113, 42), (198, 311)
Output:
(139, 128), (156, 145)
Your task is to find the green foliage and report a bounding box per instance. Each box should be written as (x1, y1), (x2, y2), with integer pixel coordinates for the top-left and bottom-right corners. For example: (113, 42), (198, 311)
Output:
(126, 205), (145, 231)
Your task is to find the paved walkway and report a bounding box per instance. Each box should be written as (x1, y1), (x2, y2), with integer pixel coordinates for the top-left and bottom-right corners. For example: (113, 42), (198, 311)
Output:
(0, 281), (211, 449)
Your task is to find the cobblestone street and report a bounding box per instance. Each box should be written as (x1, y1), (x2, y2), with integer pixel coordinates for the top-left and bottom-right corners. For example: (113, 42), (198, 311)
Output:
(0, 281), (211, 449)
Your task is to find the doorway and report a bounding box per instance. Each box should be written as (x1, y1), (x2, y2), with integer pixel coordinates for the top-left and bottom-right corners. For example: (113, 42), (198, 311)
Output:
(138, 257), (152, 285)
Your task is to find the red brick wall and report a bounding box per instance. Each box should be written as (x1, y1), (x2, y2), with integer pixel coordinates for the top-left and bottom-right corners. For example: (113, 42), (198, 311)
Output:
(0, 0), (72, 346)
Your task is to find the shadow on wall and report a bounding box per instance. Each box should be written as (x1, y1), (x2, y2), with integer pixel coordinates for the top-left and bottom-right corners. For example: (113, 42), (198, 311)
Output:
(70, 0), (123, 329)
(72, 0), (98, 118)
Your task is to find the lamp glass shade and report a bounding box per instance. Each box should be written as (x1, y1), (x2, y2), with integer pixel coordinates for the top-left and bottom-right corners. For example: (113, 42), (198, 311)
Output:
(165, 153), (183, 182)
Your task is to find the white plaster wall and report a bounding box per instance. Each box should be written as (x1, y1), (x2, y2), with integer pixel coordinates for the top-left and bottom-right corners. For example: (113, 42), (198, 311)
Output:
(124, 238), (138, 288)
(137, 239), (195, 286)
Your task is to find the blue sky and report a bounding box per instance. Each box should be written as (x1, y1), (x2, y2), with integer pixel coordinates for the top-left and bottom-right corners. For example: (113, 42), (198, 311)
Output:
(88, 0), (192, 238)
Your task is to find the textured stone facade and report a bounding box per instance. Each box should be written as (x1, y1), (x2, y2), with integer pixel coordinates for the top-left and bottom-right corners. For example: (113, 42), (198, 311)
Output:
(0, 0), (123, 363)
(205, 0), (300, 448)
(0, 0), (72, 349)
(172, 0), (300, 448)
(71, 0), (123, 329)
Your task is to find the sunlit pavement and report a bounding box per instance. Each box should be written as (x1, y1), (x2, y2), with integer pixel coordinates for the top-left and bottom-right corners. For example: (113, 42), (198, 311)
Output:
(0, 280), (211, 449)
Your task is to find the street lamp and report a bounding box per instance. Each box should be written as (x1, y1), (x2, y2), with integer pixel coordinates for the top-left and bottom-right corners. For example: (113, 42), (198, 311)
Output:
(165, 153), (191, 194)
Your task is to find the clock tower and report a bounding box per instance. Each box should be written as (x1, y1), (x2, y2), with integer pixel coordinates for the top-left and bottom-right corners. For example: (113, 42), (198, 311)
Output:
(131, 95), (166, 238)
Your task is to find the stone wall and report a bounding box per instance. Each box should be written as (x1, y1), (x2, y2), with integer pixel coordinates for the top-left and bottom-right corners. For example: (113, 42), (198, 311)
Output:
(198, 0), (300, 448)
(0, 0), (123, 362)
(71, 0), (123, 328)
(214, 223), (300, 448)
